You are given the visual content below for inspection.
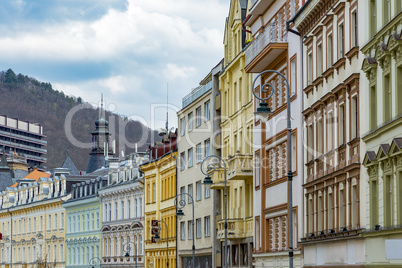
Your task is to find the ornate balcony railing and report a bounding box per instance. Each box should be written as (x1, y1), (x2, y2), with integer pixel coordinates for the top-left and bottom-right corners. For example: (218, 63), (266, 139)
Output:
(227, 153), (253, 181)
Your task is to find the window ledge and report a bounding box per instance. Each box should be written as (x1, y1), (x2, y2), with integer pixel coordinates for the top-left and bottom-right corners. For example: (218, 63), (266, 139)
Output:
(345, 46), (359, 63)
(333, 57), (346, 73)
(312, 76), (324, 88)
(303, 84), (315, 97)
(323, 67), (334, 82)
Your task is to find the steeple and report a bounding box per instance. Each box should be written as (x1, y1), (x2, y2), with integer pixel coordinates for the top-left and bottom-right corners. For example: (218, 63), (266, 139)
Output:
(86, 95), (115, 173)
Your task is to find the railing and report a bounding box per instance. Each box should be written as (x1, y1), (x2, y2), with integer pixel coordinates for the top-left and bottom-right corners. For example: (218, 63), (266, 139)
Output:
(217, 218), (253, 239)
(182, 81), (212, 108)
(0, 129), (47, 144)
(245, 23), (287, 66)
(0, 140), (47, 153)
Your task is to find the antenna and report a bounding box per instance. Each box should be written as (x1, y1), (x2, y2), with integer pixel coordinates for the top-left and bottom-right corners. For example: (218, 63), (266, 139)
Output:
(166, 82), (168, 132)
(100, 93), (104, 118)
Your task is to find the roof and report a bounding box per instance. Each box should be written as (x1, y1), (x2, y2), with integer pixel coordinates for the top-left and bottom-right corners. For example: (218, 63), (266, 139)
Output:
(62, 156), (80, 175)
(24, 169), (51, 182)
(10, 183), (17, 188)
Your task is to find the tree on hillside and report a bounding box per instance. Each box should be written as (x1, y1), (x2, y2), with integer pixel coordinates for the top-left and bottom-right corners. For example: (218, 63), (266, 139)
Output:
(17, 73), (26, 84)
(5, 68), (17, 84)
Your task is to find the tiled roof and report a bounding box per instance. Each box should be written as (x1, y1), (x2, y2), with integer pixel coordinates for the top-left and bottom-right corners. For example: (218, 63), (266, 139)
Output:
(24, 169), (50, 182)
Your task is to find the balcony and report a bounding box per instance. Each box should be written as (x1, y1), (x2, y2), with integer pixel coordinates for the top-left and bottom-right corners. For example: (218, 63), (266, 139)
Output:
(245, 23), (288, 73)
(210, 168), (226, 190)
(217, 217), (253, 240)
(182, 81), (212, 108)
(247, 0), (276, 26)
(227, 153), (253, 181)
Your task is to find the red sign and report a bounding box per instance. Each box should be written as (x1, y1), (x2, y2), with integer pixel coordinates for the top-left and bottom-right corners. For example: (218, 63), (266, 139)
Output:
(0, 233), (2, 240)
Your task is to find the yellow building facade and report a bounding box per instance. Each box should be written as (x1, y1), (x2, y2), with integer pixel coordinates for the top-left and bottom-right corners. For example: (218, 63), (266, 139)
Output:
(215, 0), (254, 266)
(0, 173), (68, 267)
(141, 137), (177, 268)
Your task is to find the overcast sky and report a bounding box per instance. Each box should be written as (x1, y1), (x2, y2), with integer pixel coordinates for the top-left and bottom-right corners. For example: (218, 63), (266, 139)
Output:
(0, 0), (229, 130)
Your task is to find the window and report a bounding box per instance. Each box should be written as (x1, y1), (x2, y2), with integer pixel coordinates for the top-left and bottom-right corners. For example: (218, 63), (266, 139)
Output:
(205, 139), (210, 158)
(108, 203), (112, 221)
(338, 24), (344, 58)
(351, 96), (358, 139)
(54, 214), (57, 230)
(307, 124), (314, 161)
(180, 222), (185, 240)
(308, 52), (313, 84)
(204, 101), (210, 121)
(180, 152), (185, 171)
(290, 56), (296, 96)
(383, 74), (392, 123)
(127, 200), (131, 218)
(48, 215), (51, 230)
(180, 186), (185, 201)
(188, 220), (193, 240)
(383, 0), (391, 25)
(121, 201), (125, 219)
(61, 213), (64, 229)
(196, 144), (202, 163)
(196, 181), (202, 201)
(152, 182), (156, 203)
(205, 216), (210, 237)
(327, 34), (333, 68)
(317, 118), (323, 155)
(115, 202), (118, 220)
(196, 107), (201, 127)
(370, 85), (377, 130)
(339, 104), (345, 145)
(196, 219), (202, 238)
(188, 112), (193, 131)
(328, 112), (334, 151)
(96, 212), (99, 229)
(188, 184), (193, 203)
(370, 0), (377, 37)
(188, 148), (193, 168)
(384, 175), (393, 227)
(180, 118), (185, 136)
(317, 43), (323, 75)
(351, 11), (358, 47)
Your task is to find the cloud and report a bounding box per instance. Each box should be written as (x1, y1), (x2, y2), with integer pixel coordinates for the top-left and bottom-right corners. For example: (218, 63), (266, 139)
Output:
(0, 0), (229, 129)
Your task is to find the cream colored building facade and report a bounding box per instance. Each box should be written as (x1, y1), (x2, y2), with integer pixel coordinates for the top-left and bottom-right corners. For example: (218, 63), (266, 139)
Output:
(361, 0), (402, 267)
(294, 0), (366, 266)
(0, 175), (68, 267)
(177, 62), (222, 268)
(216, 0), (254, 266)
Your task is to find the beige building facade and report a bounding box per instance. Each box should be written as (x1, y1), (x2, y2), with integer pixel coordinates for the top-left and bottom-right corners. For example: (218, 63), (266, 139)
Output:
(294, 0), (366, 266)
(177, 62), (222, 268)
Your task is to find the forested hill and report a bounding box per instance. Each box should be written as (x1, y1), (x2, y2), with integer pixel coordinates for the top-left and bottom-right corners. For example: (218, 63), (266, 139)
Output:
(0, 68), (155, 170)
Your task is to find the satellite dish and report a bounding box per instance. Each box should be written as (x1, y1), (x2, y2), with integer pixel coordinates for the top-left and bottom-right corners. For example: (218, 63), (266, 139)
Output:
(121, 151), (125, 158)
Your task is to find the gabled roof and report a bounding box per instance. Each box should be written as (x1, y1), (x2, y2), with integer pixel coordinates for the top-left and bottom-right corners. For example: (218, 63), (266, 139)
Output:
(363, 151), (377, 166)
(376, 144), (390, 160)
(390, 138), (402, 155)
(62, 156), (80, 175)
(24, 169), (51, 182)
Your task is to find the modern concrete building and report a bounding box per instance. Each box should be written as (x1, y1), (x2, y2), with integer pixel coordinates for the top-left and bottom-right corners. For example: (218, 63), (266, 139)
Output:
(294, 0), (365, 266)
(361, 1), (402, 266)
(176, 61), (222, 268)
(245, 0), (304, 266)
(98, 154), (146, 268)
(216, 0), (254, 266)
(141, 131), (177, 268)
(0, 115), (47, 170)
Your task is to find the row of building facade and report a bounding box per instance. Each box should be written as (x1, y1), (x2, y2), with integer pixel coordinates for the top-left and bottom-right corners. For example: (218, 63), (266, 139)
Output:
(1, 0), (402, 267)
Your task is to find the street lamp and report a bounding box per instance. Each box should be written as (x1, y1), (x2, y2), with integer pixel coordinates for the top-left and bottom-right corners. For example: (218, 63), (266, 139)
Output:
(252, 70), (294, 268)
(200, 155), (228, 268)
(152, 220), (169, 267)
(89, 256), (101, 268)
(174, 192), (195, 268)
(123, 241), (138, 268)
